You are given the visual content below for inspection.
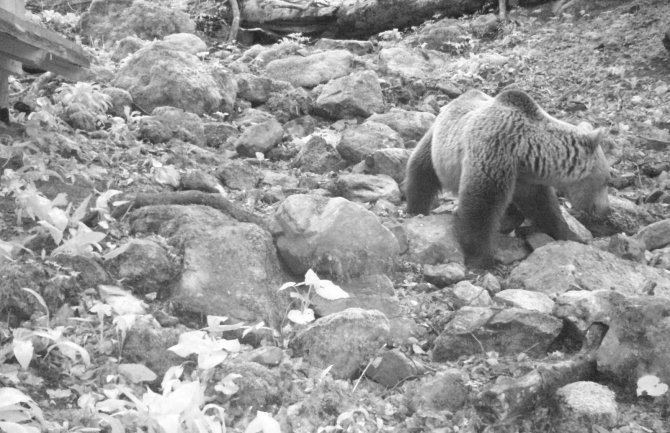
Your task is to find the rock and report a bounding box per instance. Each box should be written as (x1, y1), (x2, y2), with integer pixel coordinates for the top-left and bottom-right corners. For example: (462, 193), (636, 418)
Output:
(553, 382), (618, 433)
(314, 39), (374, 55)
(264, 50), (353, 88)
(336, 121), (403, 164)
(443, 281), (492, 308)
(240, 346), (284, 367)
(524, 232), (555, 251)
(365, 348), (422, 387)
(261, 171), (299, 190)
(330, 173), (401, 204)
(239, 42), (303, 68)
(607, 233), (646, 262)
(553, 290), (619, 336)
(649, 246), (670, 270)
(493, 234), (531, 265)
(635, 218), (670, 251)
(561, 207), (593, 241)
(379, 47), (449, 80)
(139, 106), (205, 146)
(507, 241), (670, 298)
(411, 369), (468, 411)
(494, 289), (555, 314)
(180, 170), (221, 193)
(596, 295), (670, 387)
(111, 35), (146, 62)
(416, 19), (470, 53)
(215, 160), (262, 190)
(80, 0), (195, 45)
(211, 360), (281, 410)
(161, 33), (207, 54)
(432, 307), (495, 361)
(404, 214), (463, 265)
(292, 135), (345, 174)
(123, 316), (182, 380)
(102, 87), (133, 117)
(263, 82), (312, 123)
(470, 13), (499, 39)
(367, 109), (435, 143)
(235, 108), (276, 127)
(423, 262), (467, 287)
(289, 308), (390, 379)
(53, 254), (110, 288)
(235, 118), (284, 156)
(113, 42), (236, 115)
(203, 122), (239, 148)
(236, 73), (272, 105)
(433, 307), (563, 361)
(283, 116), (317, 138)
(129, 205), (287, 325)
(314, 70), (384, 119)
(105, 239), (177, 295)
(274, 195), (400, 279)
(479, 272), (501, 295)
(364, 148), (412, 183)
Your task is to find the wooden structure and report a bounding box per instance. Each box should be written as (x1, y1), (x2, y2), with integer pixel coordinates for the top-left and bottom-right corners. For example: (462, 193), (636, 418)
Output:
(0, 0), (89, 122)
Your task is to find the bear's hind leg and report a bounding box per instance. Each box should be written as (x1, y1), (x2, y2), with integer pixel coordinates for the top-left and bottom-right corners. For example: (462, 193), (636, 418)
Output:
(512, 183), (581, 241)
(405, 126), (441, 215)
(456, 165), (515, 268)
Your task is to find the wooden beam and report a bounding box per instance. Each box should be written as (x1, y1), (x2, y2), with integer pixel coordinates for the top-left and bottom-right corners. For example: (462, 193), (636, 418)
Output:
(0, 8), (89, 80)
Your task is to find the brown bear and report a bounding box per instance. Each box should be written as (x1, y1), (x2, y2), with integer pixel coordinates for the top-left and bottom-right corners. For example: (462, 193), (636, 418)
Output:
(405, 89), (610, 269)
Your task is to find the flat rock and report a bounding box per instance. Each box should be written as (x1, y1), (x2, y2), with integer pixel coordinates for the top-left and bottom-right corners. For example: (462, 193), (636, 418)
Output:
(379, 47), (449, 80)
(330, 173), (401, 204)
(289, 308), (390, 379)
(264, 50), (353, 88)
(494, 289), (555, 314)
(507, 241), (670, 298)
(444, 281), (492, 309)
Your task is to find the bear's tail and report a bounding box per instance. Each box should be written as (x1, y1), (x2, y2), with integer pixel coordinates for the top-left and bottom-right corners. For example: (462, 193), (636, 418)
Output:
(404, 125), (441, 215)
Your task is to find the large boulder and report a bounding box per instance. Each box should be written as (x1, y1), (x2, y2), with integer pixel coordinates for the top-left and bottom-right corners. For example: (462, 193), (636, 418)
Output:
(129, 205), (287, 325)
(113, 43), (236, 115)
(274, 194), (400, 280)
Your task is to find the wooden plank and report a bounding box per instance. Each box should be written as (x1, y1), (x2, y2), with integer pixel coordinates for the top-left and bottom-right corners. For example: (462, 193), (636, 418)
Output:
(0, 8), (89, 79)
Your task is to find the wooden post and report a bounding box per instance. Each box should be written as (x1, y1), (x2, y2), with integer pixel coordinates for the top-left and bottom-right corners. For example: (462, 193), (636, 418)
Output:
(0, 0), (24, 123)
(499, 0), (507, 21)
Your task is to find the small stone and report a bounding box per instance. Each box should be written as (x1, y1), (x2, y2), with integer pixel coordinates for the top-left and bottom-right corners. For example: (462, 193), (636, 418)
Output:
(445, 281), (492, 308)
(235, 118), (284, 156)
(423, 263), (467, 287)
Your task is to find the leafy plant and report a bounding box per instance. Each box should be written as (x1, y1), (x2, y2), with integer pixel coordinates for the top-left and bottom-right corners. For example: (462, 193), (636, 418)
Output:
(278, 269), (349, 325)
(0, 387), (46, 433)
